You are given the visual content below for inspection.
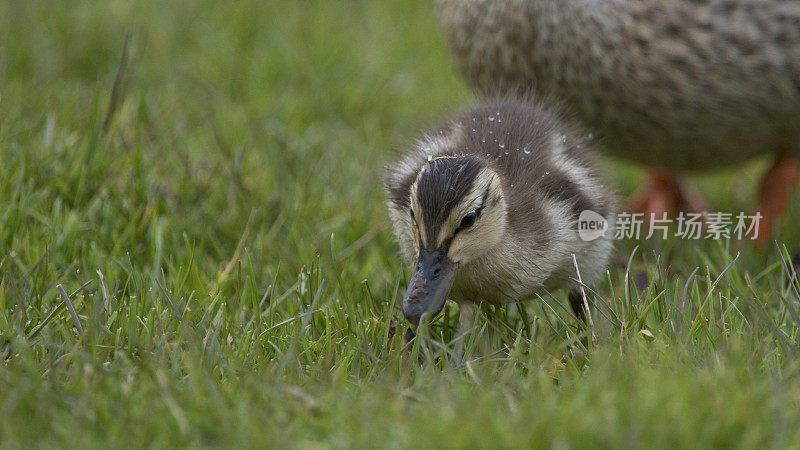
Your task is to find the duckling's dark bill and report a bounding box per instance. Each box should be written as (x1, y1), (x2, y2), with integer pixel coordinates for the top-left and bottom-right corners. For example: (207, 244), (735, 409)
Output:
(402, 248), (457, 325)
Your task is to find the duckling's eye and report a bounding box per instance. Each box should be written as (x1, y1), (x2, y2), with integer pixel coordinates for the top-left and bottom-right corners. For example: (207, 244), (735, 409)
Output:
(458, 211), (478, 230)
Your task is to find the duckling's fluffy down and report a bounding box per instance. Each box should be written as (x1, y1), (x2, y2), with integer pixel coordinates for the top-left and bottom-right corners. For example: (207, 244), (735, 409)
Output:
(385, 98), (617, 306)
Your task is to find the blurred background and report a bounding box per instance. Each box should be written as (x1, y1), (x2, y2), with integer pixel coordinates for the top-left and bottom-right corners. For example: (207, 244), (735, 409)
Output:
(1, 0), (476, 289)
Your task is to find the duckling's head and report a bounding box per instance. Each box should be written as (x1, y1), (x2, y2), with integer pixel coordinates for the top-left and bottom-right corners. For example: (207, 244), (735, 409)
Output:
(401, 155), (507, 325)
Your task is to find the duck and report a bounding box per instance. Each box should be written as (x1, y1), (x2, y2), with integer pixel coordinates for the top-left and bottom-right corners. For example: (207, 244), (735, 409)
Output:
(438, 0), (800, 245)
(384, 99), (616, 328)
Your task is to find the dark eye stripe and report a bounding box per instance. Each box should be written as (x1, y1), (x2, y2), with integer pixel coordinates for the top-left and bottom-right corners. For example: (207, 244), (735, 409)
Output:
(454, 183), (490, 235)
(479, 182), (492, 208)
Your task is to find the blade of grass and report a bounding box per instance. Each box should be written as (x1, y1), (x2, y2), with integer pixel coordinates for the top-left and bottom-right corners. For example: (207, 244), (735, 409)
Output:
(57, 283), (84, 336)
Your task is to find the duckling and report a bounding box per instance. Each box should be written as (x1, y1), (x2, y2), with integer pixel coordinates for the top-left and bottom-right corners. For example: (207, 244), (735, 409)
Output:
(384, 99), (616, 327)
(438, 0), (800, 244)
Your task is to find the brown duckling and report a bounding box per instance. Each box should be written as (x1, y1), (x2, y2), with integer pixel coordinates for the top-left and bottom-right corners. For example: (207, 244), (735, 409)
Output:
(385, 99), (616, 327)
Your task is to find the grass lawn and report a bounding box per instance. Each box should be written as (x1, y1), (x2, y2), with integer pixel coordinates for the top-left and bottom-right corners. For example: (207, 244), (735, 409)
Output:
(2, 0), (800, 447)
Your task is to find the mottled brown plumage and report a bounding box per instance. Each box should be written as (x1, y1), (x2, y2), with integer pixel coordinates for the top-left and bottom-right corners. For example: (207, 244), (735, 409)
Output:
(438, 0), (800, 170)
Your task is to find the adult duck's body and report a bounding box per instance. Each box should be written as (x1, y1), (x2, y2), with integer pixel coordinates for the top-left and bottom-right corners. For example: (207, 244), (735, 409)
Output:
(439, 0), (800, 243)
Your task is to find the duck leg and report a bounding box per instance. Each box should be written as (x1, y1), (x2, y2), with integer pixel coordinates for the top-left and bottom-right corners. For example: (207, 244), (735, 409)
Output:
(754, 153), (800, 247)
(568, 289), (595, 348)
(568, 289), (587, 323)
(629, 169), (709, 217)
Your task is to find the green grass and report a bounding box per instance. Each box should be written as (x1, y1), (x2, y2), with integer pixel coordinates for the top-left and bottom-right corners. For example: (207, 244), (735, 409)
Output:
(2, 0), (800, 447)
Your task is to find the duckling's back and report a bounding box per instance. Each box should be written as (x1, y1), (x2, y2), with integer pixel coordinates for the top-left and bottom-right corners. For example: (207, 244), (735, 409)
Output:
(450, 100), (615, 235)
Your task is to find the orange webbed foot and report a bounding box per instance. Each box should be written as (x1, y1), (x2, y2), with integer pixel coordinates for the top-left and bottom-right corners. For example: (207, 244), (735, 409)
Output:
(754, 154), (800, 247)
(629, 169), (709, 218)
